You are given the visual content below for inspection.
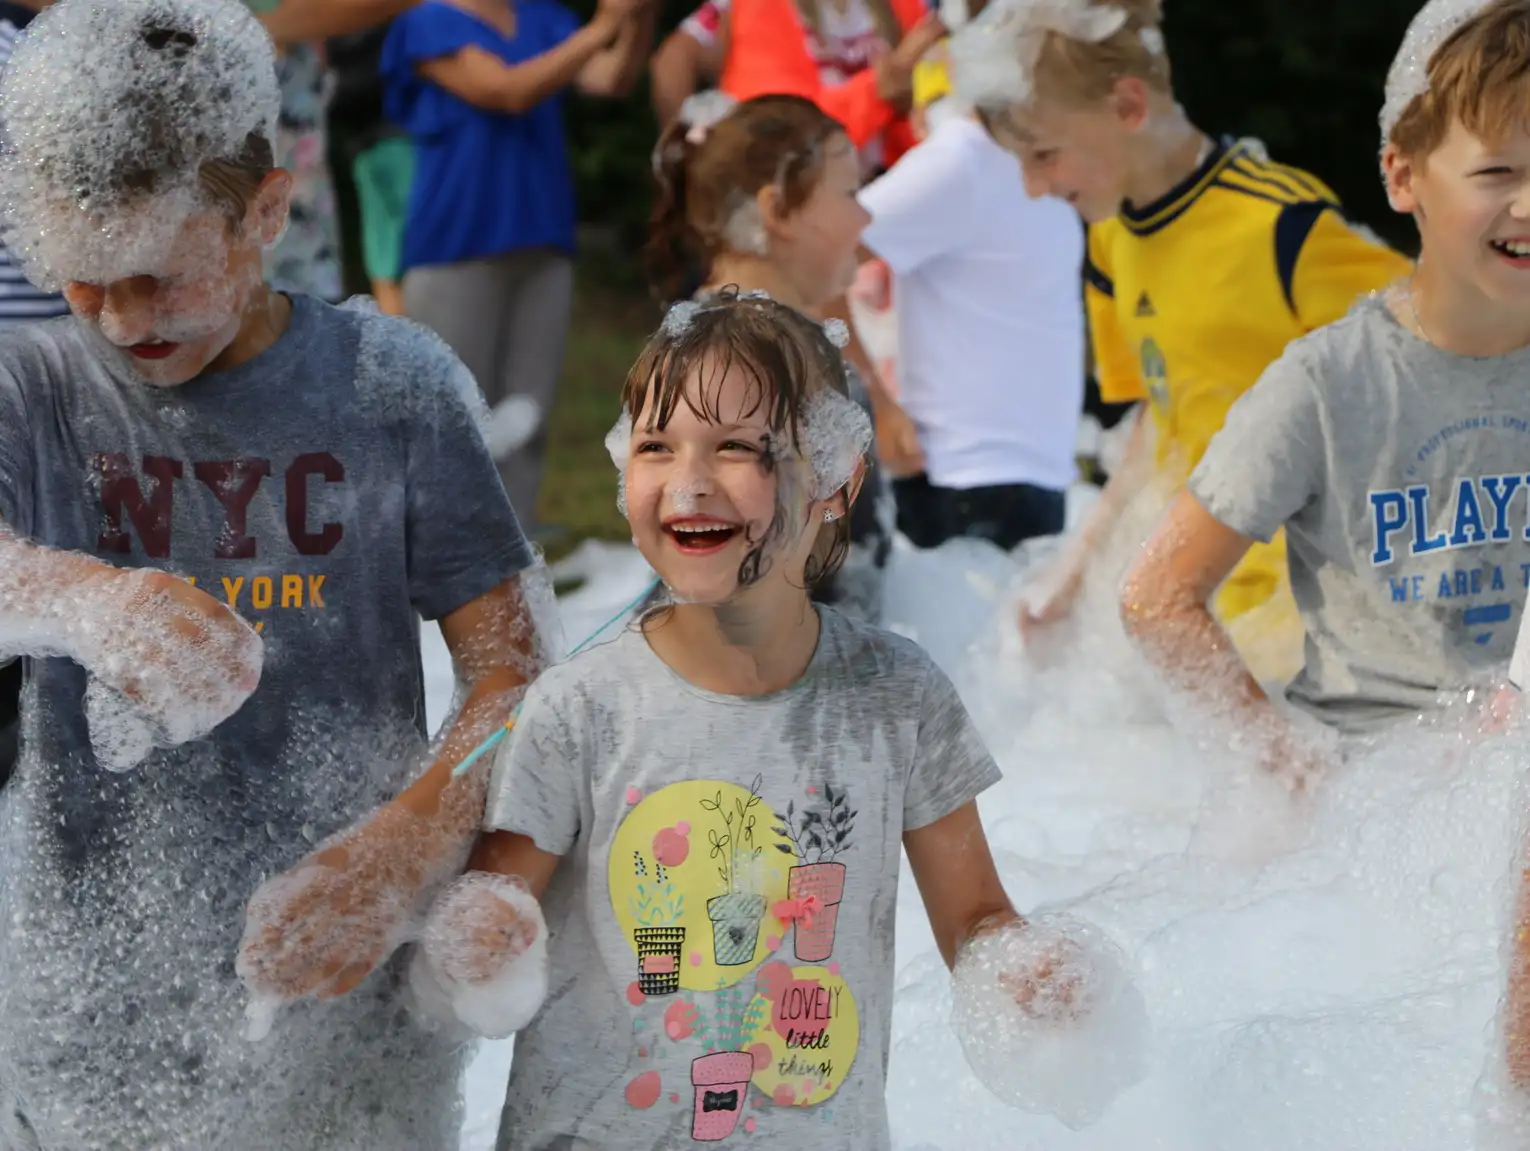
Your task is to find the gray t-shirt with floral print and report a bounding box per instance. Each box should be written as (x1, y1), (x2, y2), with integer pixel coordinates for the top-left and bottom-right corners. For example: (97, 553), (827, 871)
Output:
(485, 606), (1001, 1150)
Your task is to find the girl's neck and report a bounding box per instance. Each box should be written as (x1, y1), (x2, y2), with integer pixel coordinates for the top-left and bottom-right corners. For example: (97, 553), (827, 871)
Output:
(644, 591), (822, 697)
(1121, 103), (1213, 211)
(703, 254), (812, 313)
(1400, 258), (1530, 357)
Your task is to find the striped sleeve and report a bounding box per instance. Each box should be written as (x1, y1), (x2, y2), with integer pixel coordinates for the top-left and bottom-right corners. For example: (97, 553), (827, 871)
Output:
(0, 17), (69, 327)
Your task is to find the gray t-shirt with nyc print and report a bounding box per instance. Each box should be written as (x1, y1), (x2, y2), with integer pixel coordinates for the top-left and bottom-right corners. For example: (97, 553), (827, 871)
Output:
(485, 606), (1002, 1150)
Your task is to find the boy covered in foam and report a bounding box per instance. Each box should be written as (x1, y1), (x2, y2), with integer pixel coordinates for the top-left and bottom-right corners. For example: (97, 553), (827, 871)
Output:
(0, 0), (547, 1146)
(1121, 0), (1530, 776)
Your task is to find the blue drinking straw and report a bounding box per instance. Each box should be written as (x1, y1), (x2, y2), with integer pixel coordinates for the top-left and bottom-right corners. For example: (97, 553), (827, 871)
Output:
(449, 576), (661, 778)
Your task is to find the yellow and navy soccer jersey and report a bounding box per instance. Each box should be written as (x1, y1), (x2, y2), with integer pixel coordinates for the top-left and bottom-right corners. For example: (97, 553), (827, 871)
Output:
(1086, 136), (1412, 623)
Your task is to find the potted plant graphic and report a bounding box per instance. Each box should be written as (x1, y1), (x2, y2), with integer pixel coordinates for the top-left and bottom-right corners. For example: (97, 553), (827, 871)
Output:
(629, 850), (685, 996)
(773, 784), (855, 962)
(702, 777), (770, 967)
(689, 982), (769, 1141)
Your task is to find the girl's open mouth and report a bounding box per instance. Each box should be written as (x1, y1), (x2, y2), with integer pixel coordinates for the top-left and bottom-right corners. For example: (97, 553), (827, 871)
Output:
(664, 520), (742, 555)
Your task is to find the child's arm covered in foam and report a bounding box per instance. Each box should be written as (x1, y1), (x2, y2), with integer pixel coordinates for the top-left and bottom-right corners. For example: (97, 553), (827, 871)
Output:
(237, 575), (546, 1004)
(236, 317), (551, 1009)
(0, 523), (264, 748)
(1121, 346), (1330, 784)
(408, 675), (585, 1038)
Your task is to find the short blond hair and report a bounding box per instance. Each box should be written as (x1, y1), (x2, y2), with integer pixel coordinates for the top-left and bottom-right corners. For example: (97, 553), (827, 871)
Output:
(1028, 0), (1171, 108)
(1389, 0), (1530, 157)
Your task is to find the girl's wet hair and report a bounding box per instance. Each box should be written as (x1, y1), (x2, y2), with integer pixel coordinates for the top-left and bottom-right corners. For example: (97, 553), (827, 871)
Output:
(644, 95), (849, 303)
(620, 288), (862, 590)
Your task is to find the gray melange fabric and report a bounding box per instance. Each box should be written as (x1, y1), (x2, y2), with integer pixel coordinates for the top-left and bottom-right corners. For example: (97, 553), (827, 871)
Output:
(0, 297), (531, 1149)
(1191, 293), (1530, 734)
(484, 607), (1002, 1150)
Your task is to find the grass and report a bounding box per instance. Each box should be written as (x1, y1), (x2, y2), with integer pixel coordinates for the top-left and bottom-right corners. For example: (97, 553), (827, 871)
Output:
(532, 250), (661, 561)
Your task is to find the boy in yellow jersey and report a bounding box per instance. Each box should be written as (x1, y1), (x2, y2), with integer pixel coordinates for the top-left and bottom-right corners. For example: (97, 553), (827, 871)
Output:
(947, 0), (1410, 679)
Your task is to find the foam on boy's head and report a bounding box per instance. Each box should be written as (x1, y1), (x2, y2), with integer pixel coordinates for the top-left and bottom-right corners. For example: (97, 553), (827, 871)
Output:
(1382, 0), (1530, 157)
(0, 0), (281, 290)
(949, 0), (1167, 112)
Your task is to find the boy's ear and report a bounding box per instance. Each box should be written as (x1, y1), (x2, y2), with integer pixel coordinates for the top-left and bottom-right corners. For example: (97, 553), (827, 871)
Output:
(1111, 75), (1151, 134)
(249, 169), (293, 246)
(1382, 144), (1418, 214)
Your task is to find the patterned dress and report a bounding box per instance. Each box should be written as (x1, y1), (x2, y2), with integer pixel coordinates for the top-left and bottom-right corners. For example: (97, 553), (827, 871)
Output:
(264, 35), (343, 301)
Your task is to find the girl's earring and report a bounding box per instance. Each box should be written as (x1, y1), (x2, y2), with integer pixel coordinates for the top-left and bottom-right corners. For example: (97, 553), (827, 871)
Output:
(824, 509), (837, 522)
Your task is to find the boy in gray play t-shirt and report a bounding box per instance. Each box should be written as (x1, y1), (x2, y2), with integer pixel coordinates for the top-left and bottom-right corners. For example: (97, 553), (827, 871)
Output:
(1190, 293), (1530, 734)
(1117, 0), (1530, 769)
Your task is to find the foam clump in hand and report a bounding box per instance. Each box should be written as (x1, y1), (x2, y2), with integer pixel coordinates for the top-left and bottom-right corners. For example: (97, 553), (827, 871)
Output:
(0, 0), (280, 291)
(951, 912), (1148, 1129)
(411, 871), (549, 1040)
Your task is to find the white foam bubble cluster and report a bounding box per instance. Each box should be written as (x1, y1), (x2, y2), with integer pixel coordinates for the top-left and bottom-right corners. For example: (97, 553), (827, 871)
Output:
(0, 0), (280, 291)
(800, 384), (873, 500)
(951, 912), (1149, 1129)
(81, 680), (161, 772)
(677, 89), (738, 143)
(604, 410), (632, 471)
(1380, 0), (1492, 146)
(949, 0), (1129, 109)
(605, 410), (633, 518)
(412, 872), (549, 1040)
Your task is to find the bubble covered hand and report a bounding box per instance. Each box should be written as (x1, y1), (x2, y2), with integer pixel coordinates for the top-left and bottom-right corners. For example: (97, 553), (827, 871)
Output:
(996, 932), (1090, 1024)
(74, 567), (263, 763)
(1017, 557), (1084, 643)
(874, 403), (925, 480)
(236, 823), (421, 1016)
(410, 871), (549, 1039)
(422, 872), (541, 985)
(952, 913), (1148, 1130)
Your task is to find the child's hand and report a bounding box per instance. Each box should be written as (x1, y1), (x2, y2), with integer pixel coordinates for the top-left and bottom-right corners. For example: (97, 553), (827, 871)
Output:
(421, 872), (542, 987)
(874, 403), (925, 478)
(77, 566), (263, 746)
(236, 813), (422, 1006)
(850, 260), (893, 312)
(410, 872), (550, 1040)
(875, 15), (946, 108)
(951, 913), (1149, 1128)
(998, 934), (1089, 1023)
(1476, 682), (1521, 738)
(1017, 559), (1084, 643)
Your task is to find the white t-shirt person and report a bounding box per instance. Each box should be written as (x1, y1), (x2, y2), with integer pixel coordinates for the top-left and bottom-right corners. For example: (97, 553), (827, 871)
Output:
(859, 111), (1085, 548)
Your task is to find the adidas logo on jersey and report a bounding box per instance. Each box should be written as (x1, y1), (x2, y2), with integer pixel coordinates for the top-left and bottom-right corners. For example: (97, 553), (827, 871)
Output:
(1135, 291), (1155, 317)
